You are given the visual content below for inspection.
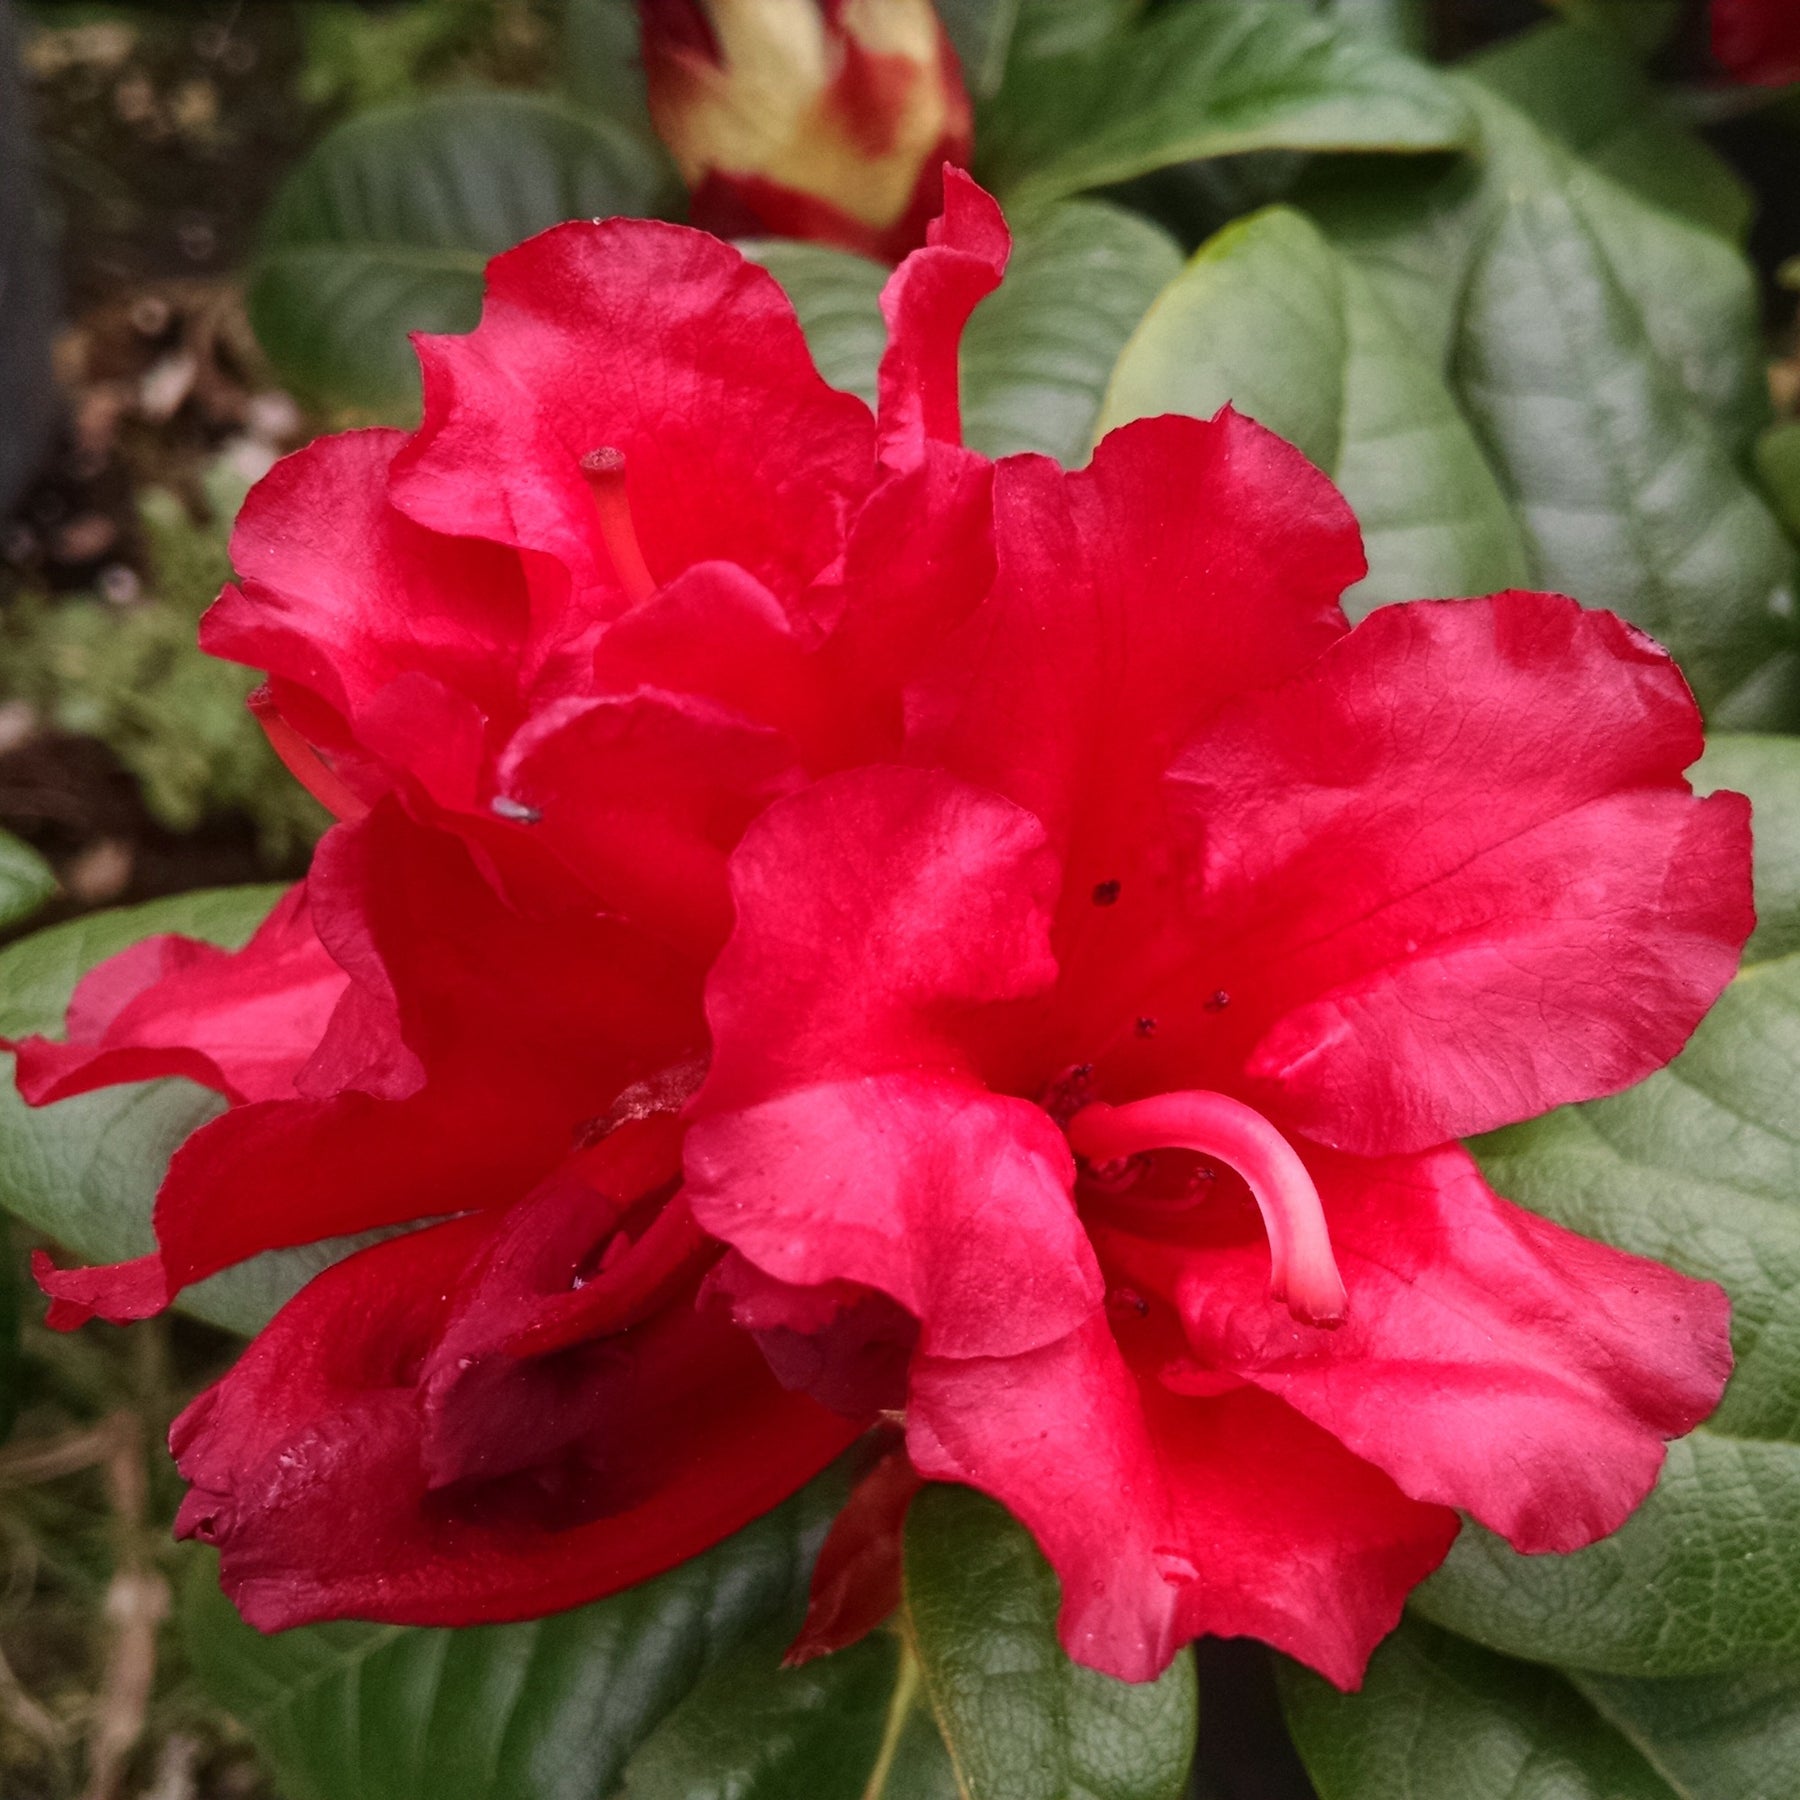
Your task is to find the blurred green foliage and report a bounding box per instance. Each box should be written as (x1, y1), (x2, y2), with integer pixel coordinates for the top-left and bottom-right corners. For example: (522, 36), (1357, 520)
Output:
(0, 465), (326, 861)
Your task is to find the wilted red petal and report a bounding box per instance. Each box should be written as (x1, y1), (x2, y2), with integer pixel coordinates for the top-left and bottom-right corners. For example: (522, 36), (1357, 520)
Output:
(786, 1441), (922, 1665)
(170, 1208), (855, 1629)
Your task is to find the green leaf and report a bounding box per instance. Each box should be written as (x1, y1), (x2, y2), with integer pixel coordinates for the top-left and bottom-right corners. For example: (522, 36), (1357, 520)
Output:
(1756, 420), (1800, 543)
(618, 1626), (900, 1800)
(1406, 738), (1800, 1675)
(0, 829), (55, 933)
(0, 887), (369, 1337)
(1282, 1617), (1800, 1800)
(1695, 734), (1800, 964)
(1099, 206), (1530, 615)
(0, 1217), (18, 1445)
(961, 200), (1181, 465)
(561, 0), (655, 135)
(1304, 44), (1799, 724)
(902, 1485), (1197, 1800)
(248, 90), (675, 419)
(740, 240), (888, 409)
(1327, 0), (1429, 54)
(1574, 1664), (1800, 1799)
(939, 0), (1024, 97)
(1280, 1618), (1681, 1799)
(1472, 21), (1748, 241)
(751, 200), (1181, 468)
(976, 2), (1468, 209)
(184, 1473), (847, 1800)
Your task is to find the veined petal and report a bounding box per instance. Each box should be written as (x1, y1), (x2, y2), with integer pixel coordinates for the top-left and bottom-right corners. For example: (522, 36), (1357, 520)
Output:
(1159, 591), (1752, 1155)
(1171, 1144), (1733, 1552)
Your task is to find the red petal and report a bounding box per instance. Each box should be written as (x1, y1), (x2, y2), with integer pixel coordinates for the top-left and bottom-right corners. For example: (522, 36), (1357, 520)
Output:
(1162, 1143), (1733, 1552)
(498, 688), (803, 955)
(11, 886), (345, 1107)
(1133, 1383), (1457, 1691)
(786, 1441), (922, 1665)
(1160, 591), (1752, 1155)
(388, 220), (875, 605)
(208, 429), (530, 752)
(908, 1316), (1455, 1688)
(875, 168), (1008, 465)
(703, 1253), (914, 1418)
(906, 417), (1356, 1080)
(171, 1210), (855, 1629)
(43, 806), (700, 1318)
(687, 767), (1100, 1358)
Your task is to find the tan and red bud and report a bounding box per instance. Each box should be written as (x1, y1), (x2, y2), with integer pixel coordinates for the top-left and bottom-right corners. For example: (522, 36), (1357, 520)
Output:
(639, 0), (973, 262)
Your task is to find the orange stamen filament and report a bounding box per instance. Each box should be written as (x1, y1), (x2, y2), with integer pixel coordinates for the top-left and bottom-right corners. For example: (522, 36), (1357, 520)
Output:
(580, 446), (656, 604)
(248, 688), (369, 823)
(1068, 1092), (1348, 1327)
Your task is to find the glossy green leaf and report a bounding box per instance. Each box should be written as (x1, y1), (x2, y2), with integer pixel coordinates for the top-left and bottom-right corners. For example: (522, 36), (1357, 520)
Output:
(1305, 38), (1798, 724)
(961, 199), (1181, 464)
(1282, 1617), (1800, 1800)
(977, 2), (1468, 209)
(903, 1486), (1197, 1800)
(185, 1473), (846, 1800)
(1100, 206), (1529, 614)
(0, 828), (55, 932)
(248, 91), (675, 418)
(753, 200), (1182, 467)
(1472, 21), (1747, 241)
(1280, 1619), (1679, 1799)
(0, 886), (365, 1336)
(618, 1626), (899, 1800)
(1574, 1664), (1800, 1799)
(1410, 738), (1800, 1674)
(741, 240), (888, 409)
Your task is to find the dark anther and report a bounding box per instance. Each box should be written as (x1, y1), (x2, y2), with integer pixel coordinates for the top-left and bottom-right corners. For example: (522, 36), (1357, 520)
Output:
(1091, 879), (1122, 906)
(491, 795), (542, 824)
(1135, 1016), (1157, 1038)
(1203, 989), (1230, 1011)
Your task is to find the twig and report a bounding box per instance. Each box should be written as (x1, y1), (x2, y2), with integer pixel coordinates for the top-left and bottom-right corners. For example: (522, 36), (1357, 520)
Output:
(78, 1412), (169, 1800)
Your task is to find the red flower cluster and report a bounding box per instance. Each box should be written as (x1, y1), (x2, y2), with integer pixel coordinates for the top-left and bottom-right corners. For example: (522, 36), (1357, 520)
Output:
(14, 175), (1748, 1687)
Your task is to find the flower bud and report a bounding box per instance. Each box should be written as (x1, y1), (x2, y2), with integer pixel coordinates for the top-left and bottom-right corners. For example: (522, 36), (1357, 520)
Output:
(639, 0), (973, 261)
(1713, 0), (1800, 86)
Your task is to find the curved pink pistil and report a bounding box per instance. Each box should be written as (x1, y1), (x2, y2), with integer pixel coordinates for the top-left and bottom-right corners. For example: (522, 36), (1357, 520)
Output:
(580, 445), (657, 604)
(1068, 1092), (1348, 1327)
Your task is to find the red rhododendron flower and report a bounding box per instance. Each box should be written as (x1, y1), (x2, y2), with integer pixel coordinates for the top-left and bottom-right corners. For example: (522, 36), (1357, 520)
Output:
(639, 0), (973, 260)
(13, 172), (1747, 1690)
(1714, 0), (1800, 84)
